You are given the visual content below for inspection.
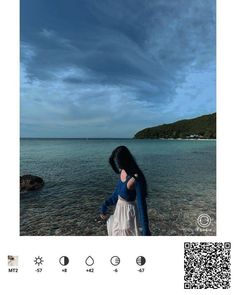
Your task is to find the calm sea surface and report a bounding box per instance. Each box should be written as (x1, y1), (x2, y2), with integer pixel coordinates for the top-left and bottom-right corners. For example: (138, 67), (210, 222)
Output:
(20, 139), (216, 236)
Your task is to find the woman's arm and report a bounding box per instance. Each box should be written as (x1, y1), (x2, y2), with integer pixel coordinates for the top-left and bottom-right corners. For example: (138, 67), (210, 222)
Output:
(100, 181), (120, 214)
(135, 178), (151, 236)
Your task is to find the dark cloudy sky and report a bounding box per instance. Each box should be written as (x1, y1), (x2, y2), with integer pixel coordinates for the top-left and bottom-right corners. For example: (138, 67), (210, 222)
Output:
(20, 0), (215, 138)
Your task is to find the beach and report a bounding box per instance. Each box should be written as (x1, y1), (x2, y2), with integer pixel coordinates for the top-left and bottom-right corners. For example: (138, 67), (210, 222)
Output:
(20, 138), (216, 236)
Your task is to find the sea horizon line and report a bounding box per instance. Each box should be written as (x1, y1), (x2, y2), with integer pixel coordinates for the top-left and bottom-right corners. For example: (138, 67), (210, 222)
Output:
(20, 137), (133, 140)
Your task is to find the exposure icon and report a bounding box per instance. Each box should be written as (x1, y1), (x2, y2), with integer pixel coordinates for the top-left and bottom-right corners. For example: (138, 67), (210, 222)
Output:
(34, 256), (44, 266)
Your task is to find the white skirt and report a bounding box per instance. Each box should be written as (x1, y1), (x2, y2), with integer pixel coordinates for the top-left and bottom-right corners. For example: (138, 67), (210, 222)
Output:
(107, 196), (141, 236)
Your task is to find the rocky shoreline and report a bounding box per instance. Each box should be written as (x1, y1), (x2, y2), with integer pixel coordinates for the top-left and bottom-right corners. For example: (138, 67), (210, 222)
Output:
(20, 201), (216, 236)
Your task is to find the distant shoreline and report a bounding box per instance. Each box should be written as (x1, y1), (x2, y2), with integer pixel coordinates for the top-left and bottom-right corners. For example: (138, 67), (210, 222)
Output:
(157, 138), (216, 141)
(134, 113), (216, 139)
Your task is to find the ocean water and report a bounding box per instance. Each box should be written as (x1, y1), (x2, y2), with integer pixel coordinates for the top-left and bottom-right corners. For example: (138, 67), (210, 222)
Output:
(20, 139), (216, 236)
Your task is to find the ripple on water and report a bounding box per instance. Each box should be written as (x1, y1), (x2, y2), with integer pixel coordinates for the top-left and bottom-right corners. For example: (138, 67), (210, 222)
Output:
(20, 139), (216, 236)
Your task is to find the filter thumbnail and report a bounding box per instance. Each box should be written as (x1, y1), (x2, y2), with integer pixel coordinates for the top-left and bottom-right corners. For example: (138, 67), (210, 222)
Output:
(8, 256), (18, 267)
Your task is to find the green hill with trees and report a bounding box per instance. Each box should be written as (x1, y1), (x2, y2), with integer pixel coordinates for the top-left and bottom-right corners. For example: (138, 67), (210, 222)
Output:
(133, 113), (216, 139)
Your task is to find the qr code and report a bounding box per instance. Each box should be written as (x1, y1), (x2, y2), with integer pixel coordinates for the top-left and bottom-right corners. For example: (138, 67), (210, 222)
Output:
(184, 242), (231, 289)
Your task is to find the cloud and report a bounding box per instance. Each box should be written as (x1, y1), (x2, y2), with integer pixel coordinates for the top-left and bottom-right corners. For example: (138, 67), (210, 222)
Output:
(20, 0), (215, 137)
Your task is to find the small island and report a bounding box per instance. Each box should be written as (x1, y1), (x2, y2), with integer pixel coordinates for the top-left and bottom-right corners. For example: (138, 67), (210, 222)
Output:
(133, 113), (216, 139)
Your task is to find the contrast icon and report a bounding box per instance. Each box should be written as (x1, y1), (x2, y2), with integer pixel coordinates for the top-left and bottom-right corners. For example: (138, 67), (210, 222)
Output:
(34, 256), (44, 266)
(110, 256), (120, 266)
(85, 256), (94, 266)
(136, 256), (146, 266)
(59, 256), (69, 266)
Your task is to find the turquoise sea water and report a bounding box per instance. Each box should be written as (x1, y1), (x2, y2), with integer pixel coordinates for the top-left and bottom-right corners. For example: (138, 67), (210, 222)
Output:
(20, 139), (216, 236)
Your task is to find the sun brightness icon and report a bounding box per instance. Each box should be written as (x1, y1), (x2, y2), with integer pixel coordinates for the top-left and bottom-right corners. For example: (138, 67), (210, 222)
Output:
(34, 256), (44, 266)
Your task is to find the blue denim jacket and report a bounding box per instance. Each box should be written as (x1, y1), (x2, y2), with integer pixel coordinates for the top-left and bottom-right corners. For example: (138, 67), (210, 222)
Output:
(100, 174), (151, 236)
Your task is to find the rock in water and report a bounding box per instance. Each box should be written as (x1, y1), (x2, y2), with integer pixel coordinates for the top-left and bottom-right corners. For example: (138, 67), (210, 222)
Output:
(20, 174), (44, 192)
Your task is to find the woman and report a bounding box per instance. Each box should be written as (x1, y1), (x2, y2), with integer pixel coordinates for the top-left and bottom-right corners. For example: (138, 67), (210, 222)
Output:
(100, 145), (151, 236)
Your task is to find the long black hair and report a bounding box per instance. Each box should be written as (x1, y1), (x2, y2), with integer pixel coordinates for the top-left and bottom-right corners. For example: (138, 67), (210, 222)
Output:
(109, 145), (148, 198)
